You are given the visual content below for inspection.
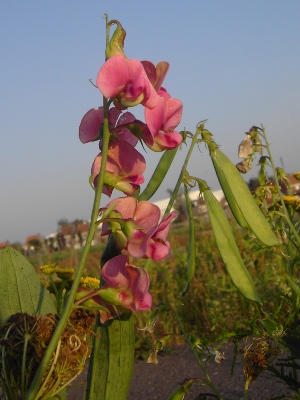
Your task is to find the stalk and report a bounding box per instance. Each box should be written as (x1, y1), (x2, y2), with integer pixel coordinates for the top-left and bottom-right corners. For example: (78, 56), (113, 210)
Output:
(26, 98), (111, 400)
(260, 128), (300, 247)
(164, 127), (201, 216)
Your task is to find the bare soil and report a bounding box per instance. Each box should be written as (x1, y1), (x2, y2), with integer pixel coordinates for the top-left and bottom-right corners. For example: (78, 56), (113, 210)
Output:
(67, 342), (292, 400)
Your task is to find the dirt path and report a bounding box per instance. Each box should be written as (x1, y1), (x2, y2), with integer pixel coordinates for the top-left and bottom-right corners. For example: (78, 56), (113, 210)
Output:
(68, 343), (292, 399)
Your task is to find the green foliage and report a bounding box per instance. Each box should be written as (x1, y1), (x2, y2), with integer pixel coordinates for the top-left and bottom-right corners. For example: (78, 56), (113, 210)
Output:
(0, 247), (56, 323)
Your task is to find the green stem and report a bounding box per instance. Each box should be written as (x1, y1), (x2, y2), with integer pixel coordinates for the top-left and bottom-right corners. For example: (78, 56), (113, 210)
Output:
(173, 307), (223, 399)
(21, 335), (29, 398)
(261, 129), (300, 247)
(26, 100), (111, 400)
(164, 129), (201, 216)
(244, 379), (250, 400)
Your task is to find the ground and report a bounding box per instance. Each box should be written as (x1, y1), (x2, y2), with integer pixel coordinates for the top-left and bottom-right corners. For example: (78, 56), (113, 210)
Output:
(67, 343), (292, 399)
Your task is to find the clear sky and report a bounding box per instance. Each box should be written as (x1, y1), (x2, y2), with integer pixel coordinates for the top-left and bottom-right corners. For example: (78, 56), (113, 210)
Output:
(1, 1), (300, 244)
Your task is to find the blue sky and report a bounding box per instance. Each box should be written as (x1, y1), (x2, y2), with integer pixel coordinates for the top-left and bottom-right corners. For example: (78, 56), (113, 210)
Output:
(1, 1), (300, 244)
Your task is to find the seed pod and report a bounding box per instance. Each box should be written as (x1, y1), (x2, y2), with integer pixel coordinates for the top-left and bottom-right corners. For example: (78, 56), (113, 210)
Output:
(203, 187), (261, 303)
(209, 145), (279, 247)
(182, 184), (196, 295)
(138, 148), (178, 201)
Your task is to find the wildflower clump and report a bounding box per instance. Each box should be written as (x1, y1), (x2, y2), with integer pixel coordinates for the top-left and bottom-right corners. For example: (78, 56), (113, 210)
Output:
(0, 309), (95, 399)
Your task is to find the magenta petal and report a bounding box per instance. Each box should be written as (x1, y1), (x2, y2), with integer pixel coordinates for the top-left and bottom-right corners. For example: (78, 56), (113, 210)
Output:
(154, 62), (169, 91)
(127, 230), (150, 258)
(79, 107), (104, 143)
(97, 55), (129, 98)
(141, 60), (156, 84)
(137, 292), (152, 310)
(101, 255), (130, 289)
(108, 107), (122, 126)
(146, 240), (170, 261)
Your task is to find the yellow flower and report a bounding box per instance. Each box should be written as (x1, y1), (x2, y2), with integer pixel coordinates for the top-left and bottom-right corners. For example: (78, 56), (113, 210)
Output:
(293, 171), (300, 181)
(80, 276), (100, 289)
(283, 196), (300, 210)
(40, 263), (57, 275)
(54, 267), (75, 281)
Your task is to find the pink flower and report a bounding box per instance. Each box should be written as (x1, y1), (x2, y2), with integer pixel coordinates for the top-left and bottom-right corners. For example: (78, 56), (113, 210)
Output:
(96, 55), (158, 109)
(91, 140), (145, 196)
(100, 255), (152, 312)
(79, 107), (138, 147)
(141, 61), (169, 92)
(101, 197), (177, 260)
(144, 96), (183, 151)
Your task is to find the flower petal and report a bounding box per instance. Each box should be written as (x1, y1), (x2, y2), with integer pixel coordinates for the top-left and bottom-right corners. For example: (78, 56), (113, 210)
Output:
(79, 107), (104, 143)
(97, 55), (130, 98)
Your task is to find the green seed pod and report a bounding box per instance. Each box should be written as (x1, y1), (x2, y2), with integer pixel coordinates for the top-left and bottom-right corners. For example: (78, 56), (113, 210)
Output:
(209, 145), (280, 247)
(138, 148), (178, 201)
(182, 184), (196, 295)
(203, 187), (261, 303)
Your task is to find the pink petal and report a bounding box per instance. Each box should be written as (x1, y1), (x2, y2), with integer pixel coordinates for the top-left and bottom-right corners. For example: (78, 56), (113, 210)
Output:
(141, 61), (156, 85)
(97, 55), (130, 98)
(134, 201), (161, 229)
(79, 107), (104, 143)
(137, 292), (152, 310)
(101, 255), (130, 289)
(108, 141), (146, 175)
(146, 240), (171, 261)
(154, 62), (169, 91)
(144, 97), (165, 137)
(154, 211), (178, 240)
(104, 197), (137, 220)
(151, 130), (183, 151)
(127, 230), (151, 258)
(163, 98), (183, 130)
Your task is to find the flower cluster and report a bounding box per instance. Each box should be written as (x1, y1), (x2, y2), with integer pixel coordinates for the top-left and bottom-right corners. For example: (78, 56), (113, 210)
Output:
(78, 20), (182, 320)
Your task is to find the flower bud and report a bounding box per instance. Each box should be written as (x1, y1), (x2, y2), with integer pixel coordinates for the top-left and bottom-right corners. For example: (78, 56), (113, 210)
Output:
(105, 20), (126, 59)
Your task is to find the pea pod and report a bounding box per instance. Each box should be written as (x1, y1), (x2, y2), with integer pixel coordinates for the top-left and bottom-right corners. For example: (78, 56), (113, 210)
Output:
(203, 187), (261, 303)
(210, 145), (280, 247)
(182, 184), (196, 295)
(138, 148), (178, 201)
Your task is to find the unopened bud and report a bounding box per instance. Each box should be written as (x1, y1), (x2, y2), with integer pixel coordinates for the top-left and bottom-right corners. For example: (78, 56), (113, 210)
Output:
(106, 20), (126, 59)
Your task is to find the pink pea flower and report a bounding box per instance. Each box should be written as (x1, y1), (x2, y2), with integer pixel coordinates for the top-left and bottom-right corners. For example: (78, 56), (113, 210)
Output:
(91, 140), (145, 196)
(144, 96), (183, 152)
(141, 61), (169, 92)
(100, 255), (152, 312)
(101, 197), (177, 260)
(79, 106), (138, 147)
(96, 55), (158, 109)
(74, 255), (152, 321)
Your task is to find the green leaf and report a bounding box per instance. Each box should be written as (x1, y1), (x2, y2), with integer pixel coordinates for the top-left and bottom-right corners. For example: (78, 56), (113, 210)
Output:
(84, 313), (135, 400)
(211, 147), (280, 247)
(167, 379), (204, 400)
(0, 247), (56, 323)
(203, 189), (261, 303)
